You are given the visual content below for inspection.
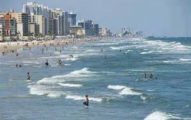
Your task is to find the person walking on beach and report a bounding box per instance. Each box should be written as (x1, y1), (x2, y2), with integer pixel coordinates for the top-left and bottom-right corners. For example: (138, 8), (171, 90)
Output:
(83, 95), (89, 106)
(27, 72), (31, 81)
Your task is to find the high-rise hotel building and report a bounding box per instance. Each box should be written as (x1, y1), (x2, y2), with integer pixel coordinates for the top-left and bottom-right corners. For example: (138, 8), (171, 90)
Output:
(10, 13), (29, 36)
(68, 12), (77, 27)
(23, 2), (70, 36)
(51, 8), (69, 36)
(0, 13), (17, 36)
(23, 2), (49, 35)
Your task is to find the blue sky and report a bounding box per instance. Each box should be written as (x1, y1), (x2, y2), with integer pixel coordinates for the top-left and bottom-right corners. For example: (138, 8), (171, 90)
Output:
(0, 0), (191, 36)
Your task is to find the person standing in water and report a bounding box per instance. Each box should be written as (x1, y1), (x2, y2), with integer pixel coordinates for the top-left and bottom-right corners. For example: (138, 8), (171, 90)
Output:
(83, 95), (89, 106)
(45, 60), (49, 66)
(150, 73), (153, 79)
(27, 72), (31, 81)
(58, 59), (62, 65)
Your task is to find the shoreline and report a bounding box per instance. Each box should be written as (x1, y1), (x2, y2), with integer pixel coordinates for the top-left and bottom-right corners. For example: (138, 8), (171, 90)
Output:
(0, 37), (100, 55)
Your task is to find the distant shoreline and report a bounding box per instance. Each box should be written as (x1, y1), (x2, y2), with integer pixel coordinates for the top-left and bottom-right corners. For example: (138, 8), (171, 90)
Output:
(146, 36), (191, 41)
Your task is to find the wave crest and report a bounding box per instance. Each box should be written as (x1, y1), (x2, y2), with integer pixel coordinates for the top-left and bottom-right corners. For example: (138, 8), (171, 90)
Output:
(108, 85), (142, 96)
(65, 95), (102, 102)
(144, 111), (182, 120)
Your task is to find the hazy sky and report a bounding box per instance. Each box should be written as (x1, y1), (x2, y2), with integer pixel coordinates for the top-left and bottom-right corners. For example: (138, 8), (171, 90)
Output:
(0, 0), (191, 36)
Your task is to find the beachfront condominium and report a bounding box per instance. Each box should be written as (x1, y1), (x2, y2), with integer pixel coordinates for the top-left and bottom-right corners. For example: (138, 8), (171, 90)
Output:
(23, 2), (50, 35)
(51, 8), (69, 36)
(78, 20), (99, 36)
(0, 13), (17, 37)
(0, 12), (28, 37)
(28, 22), (39, 36)
(23, 2), (70, 36)
(93, 24), (99, 36)
(62, 11), (69, 35)
(0, 24), (3, 41)
(99, 27), (112, 37)
(30, 15), (45, 35)
(68, 12), (77, 27)
(10, 12), (29, 36)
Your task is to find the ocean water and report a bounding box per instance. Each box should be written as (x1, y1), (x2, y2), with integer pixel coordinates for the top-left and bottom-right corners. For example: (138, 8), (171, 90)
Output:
(0, 38), (191, 120)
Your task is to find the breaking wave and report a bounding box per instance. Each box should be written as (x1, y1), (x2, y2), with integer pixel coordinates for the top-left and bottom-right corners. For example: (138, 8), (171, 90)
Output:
(65, 95), (102, 102)
(108, 85), (142, 96)
(58, 83), (82, 88)
(144, 111), (188, 120)
(28, 68), (96, 99)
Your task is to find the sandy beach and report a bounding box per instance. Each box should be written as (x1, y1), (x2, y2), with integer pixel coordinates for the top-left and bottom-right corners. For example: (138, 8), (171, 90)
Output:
(0, 37), (98, 55)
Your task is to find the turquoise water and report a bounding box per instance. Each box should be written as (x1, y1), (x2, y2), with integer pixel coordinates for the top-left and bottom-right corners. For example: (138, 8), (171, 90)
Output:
(0, 38), (191, 120)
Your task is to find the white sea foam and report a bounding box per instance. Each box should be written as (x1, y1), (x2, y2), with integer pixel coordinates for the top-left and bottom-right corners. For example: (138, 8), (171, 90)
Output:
(37, 77), (65, 85)
(40, 54), (78, 61)
(29, 84), (65, 98)
(108, 85), (126, 90)
(119, 87), (142, 95)
(22, 60), (41, 65)
(126, 50), (133, 52)
(179, 58), (191, 62)
(85, 49), (99, 53)
(29, 84), (56, 95)
(58, 83), (82, 88)
(28, 68), (95, 99)
(65, 95), (84, 100)
(65, 56), (78, 61)
(163, 58), (191, 64)
(63, 68), (95, 78)
(108, 85), (142, 96)
(144, 111), (182, 120)
(142, 39), (191, 54)
(46, 91), (66, 98)
(122, 38), (191, 55)
(65, 95), (102, 102)
(64, 64), (71, 66)
(110, 46), (129, 50)
(29, 85), (48, 96)
(94, 42), (119, 46)
(140, 51), (155, 55)
(37, 68), (94, 85)
(74, 49), (102, 57)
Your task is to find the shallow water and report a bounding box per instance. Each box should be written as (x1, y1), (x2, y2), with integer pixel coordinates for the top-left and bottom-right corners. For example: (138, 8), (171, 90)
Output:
(0, 38), (191, 120)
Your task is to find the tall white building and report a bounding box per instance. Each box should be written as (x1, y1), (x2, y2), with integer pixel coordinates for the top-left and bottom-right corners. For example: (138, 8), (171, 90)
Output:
(23, 2), (70, 36)
(23, 2), (50, 35)
(0, 24), (3, 41)
(30, 15), (45, 35)
(51, 9), (69, 36)
(52, 8), (63, 35)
